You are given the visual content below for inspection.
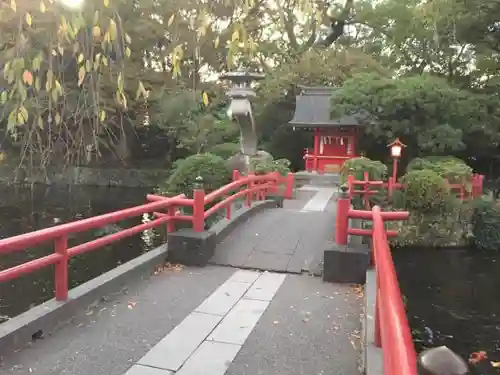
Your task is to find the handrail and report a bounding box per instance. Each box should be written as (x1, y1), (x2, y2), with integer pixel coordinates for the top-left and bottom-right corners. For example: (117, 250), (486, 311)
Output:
(371, 206), (417, 375)
(336, 188), (416, 375)
(337, 186), (471, 375)
(0, 170), (295, 302)
(0, 193), (189, 254)
(347, 172), (484, 205)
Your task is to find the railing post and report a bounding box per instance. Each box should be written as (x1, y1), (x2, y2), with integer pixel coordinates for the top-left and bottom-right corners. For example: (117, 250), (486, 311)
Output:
(283, 172), (294, 199)
(472, 173), (479, 198)
(388, 176), (394, 199)
(192, 176), (205, 232)
(335, 185), (350, 245)
(55, 235), (69, 301)
(232, 169), (240, 181)
(363, 171), (370, 209)
(167, 205), (176, 233)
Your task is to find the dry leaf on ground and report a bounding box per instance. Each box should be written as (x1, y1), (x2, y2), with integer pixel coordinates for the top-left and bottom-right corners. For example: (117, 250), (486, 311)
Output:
(154, 262), (184, 274)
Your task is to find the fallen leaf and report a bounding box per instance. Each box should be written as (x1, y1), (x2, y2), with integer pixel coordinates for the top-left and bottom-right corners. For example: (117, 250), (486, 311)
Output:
(491, 361), (500, 368)
(23, 70), (33, 85)
(469, 351), (487, 364)
(127, 302), (137, 309)
(154, 262), (184, 274)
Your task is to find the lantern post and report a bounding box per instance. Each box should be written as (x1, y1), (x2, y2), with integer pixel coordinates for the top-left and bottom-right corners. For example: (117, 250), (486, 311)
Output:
(388, 138), (406, 182)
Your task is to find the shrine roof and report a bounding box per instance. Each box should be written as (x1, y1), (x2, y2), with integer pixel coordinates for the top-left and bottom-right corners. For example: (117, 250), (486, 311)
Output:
(288, 86), (368, 128)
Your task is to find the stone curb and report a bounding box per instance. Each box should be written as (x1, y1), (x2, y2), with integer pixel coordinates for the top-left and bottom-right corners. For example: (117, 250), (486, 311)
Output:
(362, 268), (383, 375)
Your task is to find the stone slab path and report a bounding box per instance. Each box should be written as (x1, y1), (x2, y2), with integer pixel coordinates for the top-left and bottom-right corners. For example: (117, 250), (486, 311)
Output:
(0, 267), (362, 375)
(210, 186), (338, 274)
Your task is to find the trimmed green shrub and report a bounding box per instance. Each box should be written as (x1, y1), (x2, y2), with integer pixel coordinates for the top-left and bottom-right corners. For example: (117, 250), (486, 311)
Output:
(252, 158), (291, 176)
(407, 156), (472, 184)
(471, 197), (500, 251)
(400, 169), (450, 212)
(158, 153), (231, 196)
(208, 142), (240, 159)
(340, 157), (388, 183)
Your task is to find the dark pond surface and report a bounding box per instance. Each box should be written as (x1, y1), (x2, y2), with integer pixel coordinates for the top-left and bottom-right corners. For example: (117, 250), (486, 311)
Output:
(394, 248), (500, 374)
(0, 184), (165, 320)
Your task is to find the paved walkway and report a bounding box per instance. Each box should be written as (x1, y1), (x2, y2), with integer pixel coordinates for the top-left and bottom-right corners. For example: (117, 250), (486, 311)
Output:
(211, 187), (338, 274)
(0, 185), (363, 375)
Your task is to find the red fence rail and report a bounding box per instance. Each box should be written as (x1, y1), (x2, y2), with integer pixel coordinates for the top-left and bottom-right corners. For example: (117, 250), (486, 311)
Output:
(0, 171), (294, 302)
(336, 190), (417, 375)
(347, 172), (484, 207)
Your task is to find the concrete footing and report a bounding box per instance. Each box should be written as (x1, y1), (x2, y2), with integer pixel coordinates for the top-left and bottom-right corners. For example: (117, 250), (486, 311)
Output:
(323, 244), (371, 284)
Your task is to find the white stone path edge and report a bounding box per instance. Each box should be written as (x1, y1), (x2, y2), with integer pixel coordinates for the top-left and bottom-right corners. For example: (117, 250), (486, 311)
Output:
(299, 186), (338, 212)
(123, 270), (286, 375)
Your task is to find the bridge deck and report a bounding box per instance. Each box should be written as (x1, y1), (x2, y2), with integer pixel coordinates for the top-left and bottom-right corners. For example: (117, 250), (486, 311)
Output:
(212, 187), (337, 274)
(0, 184), (363, 375)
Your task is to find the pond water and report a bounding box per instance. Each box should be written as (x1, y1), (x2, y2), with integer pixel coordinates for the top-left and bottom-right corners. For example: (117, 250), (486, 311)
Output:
(0, 184), (164, 321)
(394, 248), (500, 374)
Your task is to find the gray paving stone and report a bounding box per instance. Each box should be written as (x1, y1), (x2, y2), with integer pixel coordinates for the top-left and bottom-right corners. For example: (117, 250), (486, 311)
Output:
(123, 365), (173, 375)
(254, 230), (300, 254)
(244, 251), (291, 271)
(195, 276), (255, 316)
(208, 298), (269, 345)
(302, 188), (337, 211)
(226, 274), (362, 375)
(288, 248), (324, 275)
(212, 188), (337, 273)
(244, 272), (286, 301)
(229, 269), (261, 283)
(176, 341), (241, 375)
(210, 244), (252, 267)
(138, 312), (222, 371)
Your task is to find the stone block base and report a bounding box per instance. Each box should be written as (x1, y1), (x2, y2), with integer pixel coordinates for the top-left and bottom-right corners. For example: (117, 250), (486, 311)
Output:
(323, 244), (370, 284)
(167, 229), (216, 266)
(267, 195), (284, 208)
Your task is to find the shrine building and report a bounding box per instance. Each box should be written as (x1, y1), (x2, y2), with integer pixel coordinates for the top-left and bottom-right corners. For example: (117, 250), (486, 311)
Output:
(288, 86), (365, 174)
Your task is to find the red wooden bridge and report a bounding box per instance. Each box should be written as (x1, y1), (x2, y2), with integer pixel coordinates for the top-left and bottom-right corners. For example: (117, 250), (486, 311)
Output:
(0, 171), (473, 375)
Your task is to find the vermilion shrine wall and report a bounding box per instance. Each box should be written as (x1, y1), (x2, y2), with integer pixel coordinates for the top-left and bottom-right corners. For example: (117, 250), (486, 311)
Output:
(304, 128), (358, 173)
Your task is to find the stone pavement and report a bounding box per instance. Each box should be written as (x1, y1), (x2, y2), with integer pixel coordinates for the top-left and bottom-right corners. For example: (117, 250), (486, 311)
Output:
(0, 267), (362, 375)
(211, 187), (338, 274)
(0, 183), (363, 375)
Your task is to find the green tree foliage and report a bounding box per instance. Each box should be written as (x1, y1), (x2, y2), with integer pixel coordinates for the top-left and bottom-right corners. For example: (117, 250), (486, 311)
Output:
(340, 157), (388, 183)
(330, 73), (500, 160)
(3, 0), (500, 176)
(251, 158), (291, 176)
(407, 156), (473, 184)
(471, 198), (500, 251)
(400, 169), (450, 213)
(208, 143), (240, 160)
(148, 88), (239, 157)
(158, 153), (231, 197)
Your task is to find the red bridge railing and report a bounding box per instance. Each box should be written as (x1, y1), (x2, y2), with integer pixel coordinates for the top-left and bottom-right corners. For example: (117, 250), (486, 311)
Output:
(336, 191), (417, 375)
(0, 171), (294, 302)
(347, 172), (484, 208)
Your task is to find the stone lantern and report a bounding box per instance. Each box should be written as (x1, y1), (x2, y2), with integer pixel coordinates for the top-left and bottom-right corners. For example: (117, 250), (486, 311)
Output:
(219, 71), (272, 174)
